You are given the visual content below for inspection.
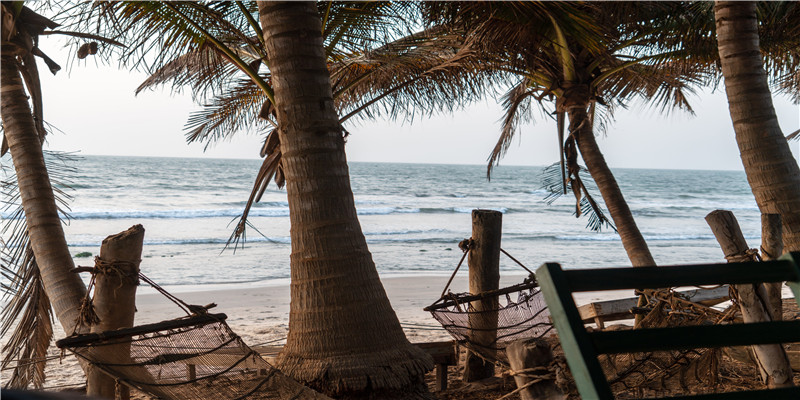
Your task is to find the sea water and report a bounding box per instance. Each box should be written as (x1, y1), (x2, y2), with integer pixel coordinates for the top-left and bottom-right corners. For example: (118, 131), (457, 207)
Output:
(2, 155), (761, 291)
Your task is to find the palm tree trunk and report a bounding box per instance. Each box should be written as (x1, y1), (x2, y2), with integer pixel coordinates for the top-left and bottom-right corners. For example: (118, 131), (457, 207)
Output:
(1, 59), (87, 333)
(257, 2), (433, 397)
(715, 1), (800, 252)
(568, 104), (656, 268)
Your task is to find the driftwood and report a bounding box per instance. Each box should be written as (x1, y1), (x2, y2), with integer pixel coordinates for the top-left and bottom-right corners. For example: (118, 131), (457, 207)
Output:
(577, 286), (730, 329)
(87, 225), (145, 399)
(464, 209), (502, 382)
(506, 338), (565, 400)
(705, 210), (793, 388)
(761, 213), (783, 320)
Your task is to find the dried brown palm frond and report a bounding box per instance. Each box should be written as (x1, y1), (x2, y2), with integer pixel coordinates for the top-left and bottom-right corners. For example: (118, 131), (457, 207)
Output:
(487, 77), (542, 178)
(1, 151), (77, 389)
(540, 162), (615, 233)
(135, 41), (243, 100)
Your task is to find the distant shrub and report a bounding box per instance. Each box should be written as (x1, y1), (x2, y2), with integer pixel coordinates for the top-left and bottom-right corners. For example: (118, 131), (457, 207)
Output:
(74, 252), (92, 258)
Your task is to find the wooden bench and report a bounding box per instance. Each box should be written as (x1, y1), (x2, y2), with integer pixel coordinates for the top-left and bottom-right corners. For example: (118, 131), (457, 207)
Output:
(536, 252), (800, 399)
(186, 340), (458, 391)
(577, 286), (730, 329)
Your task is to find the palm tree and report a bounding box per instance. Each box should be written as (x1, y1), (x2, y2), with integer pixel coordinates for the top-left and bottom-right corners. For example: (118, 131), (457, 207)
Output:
(1, 2), (87, 387)
(714, 1), (800, 252)
(255, 2), (433, 396)
(69, 2), (435, 396)
(415, 3), (708, 268)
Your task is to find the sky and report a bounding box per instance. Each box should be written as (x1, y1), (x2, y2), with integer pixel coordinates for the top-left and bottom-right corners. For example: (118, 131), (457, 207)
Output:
(34, 38), (800, 172)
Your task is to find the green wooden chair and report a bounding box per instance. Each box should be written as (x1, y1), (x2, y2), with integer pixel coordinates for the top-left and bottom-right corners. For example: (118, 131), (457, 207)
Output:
(536, 252), (800, 400)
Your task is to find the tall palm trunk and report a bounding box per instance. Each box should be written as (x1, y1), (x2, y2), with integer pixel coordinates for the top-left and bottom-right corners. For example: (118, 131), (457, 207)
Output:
(257, 2), (432, 397)
(715, 1), (800, 252)
(1, 59), (87, 333)
(568, 101), (656, 268)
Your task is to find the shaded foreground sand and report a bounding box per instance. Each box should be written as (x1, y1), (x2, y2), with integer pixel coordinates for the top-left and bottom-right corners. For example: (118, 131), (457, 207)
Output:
(4, 273), (629, 391)
(9, 273), (795, 395)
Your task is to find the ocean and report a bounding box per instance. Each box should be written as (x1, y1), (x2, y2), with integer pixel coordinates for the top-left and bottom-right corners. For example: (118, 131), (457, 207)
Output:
(3, 155), (762, 291)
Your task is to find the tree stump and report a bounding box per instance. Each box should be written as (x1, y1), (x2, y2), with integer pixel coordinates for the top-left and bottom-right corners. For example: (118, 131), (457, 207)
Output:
(464, 209), (502, 382)
(506, 338), (565, 400)
(87, 225), (144, 399)
(761, 213), (783, 320)
(705, 210), (793, 388)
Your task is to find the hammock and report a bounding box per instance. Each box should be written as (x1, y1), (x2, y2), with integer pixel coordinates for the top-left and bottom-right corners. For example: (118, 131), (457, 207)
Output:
(56, 273), (327, 400)
(424, 240), (553, 365)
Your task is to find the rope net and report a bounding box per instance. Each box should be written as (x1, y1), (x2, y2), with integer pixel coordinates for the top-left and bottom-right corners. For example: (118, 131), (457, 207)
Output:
(57, 314), (319, 400)
(428, 284), (553, 365)
(599, 288), (729, 395)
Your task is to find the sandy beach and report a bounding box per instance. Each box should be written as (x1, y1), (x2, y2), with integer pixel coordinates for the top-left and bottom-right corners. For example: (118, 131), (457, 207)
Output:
(16, 270), (797, 393)
(14, 272), (636, 391)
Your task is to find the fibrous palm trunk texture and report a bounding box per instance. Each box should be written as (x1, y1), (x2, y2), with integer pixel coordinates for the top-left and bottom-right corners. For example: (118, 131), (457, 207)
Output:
(715, 0), (800, 252)
(567, 100), (656, 268)
(1, 54), (87, 336)
(257, 2), (433, 398)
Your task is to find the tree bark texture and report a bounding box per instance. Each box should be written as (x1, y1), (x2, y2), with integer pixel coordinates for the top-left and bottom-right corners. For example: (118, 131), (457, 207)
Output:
(761, 214), (783, 321)
(705, 210), (793, 388)
(715, 1), (800, 252)
(86, 225), (144, 399)
(463, 210), (501, 382)
(257, 2), (433, 396)
(506, 338), (565, 400)
(567, 103), (656, 269)
(1, 57), (87, 335)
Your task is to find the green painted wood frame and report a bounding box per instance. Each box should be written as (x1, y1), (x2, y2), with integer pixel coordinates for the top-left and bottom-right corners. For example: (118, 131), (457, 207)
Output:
(536, 252), (800, 400)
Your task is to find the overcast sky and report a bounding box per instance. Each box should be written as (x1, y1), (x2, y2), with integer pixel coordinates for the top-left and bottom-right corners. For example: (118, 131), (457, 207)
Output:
(36, 39), (799, 172)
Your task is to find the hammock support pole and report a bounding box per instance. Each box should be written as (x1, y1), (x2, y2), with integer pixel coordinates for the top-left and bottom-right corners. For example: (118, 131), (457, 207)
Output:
(88, 224), (145, 400)
(761, 213), (783, 321)
(464, 209), (502, 382)
(706, 210), (793, 388)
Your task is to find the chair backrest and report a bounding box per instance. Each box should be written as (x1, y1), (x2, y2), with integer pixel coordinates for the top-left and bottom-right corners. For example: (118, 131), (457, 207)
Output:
(536, 252), (800, 400)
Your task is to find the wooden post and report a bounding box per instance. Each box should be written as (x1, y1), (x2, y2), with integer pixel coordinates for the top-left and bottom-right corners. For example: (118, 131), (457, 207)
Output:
(463, 209), (502, 382)
(705, 210), (793, 388)
(507, 338), (566, 400)
(87, 225), (145, 399)
(761, 213), (783, 321)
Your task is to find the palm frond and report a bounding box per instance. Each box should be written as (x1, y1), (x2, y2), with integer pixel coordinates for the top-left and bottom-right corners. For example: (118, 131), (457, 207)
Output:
(135, 41), (241, 100)
(487, 78), (537, 178)
(540, 162), (615, 232)
(332, 24), (505, 124)
(225, 130), (283, 250)
(184, 78), (271, 148)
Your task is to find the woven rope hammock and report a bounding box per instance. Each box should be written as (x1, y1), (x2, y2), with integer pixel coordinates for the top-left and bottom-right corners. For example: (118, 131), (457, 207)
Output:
(424, 240), (553, 366)
(56, 272), (325, 400)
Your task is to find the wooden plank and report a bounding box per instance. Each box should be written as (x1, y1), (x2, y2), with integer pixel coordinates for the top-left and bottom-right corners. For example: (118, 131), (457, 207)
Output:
(590, 320), (800, 354)
(564, 261), (798, 292)
(577, 286), (730, 324)
(423, 281), (538, 311)
(56, 313), (228, 348)
(536, 262), (614, 400)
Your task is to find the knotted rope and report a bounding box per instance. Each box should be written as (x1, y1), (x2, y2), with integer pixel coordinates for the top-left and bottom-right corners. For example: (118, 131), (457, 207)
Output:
(724, 248), (761, 263)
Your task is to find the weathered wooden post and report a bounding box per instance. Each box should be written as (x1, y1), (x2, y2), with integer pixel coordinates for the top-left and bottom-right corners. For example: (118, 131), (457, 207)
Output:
(87, 225), (145, 399)
(507, 338), (565, 400)
(761, 213), (783, 320)
(463, 209), (501, 382)
(705, 210), (793, 388)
